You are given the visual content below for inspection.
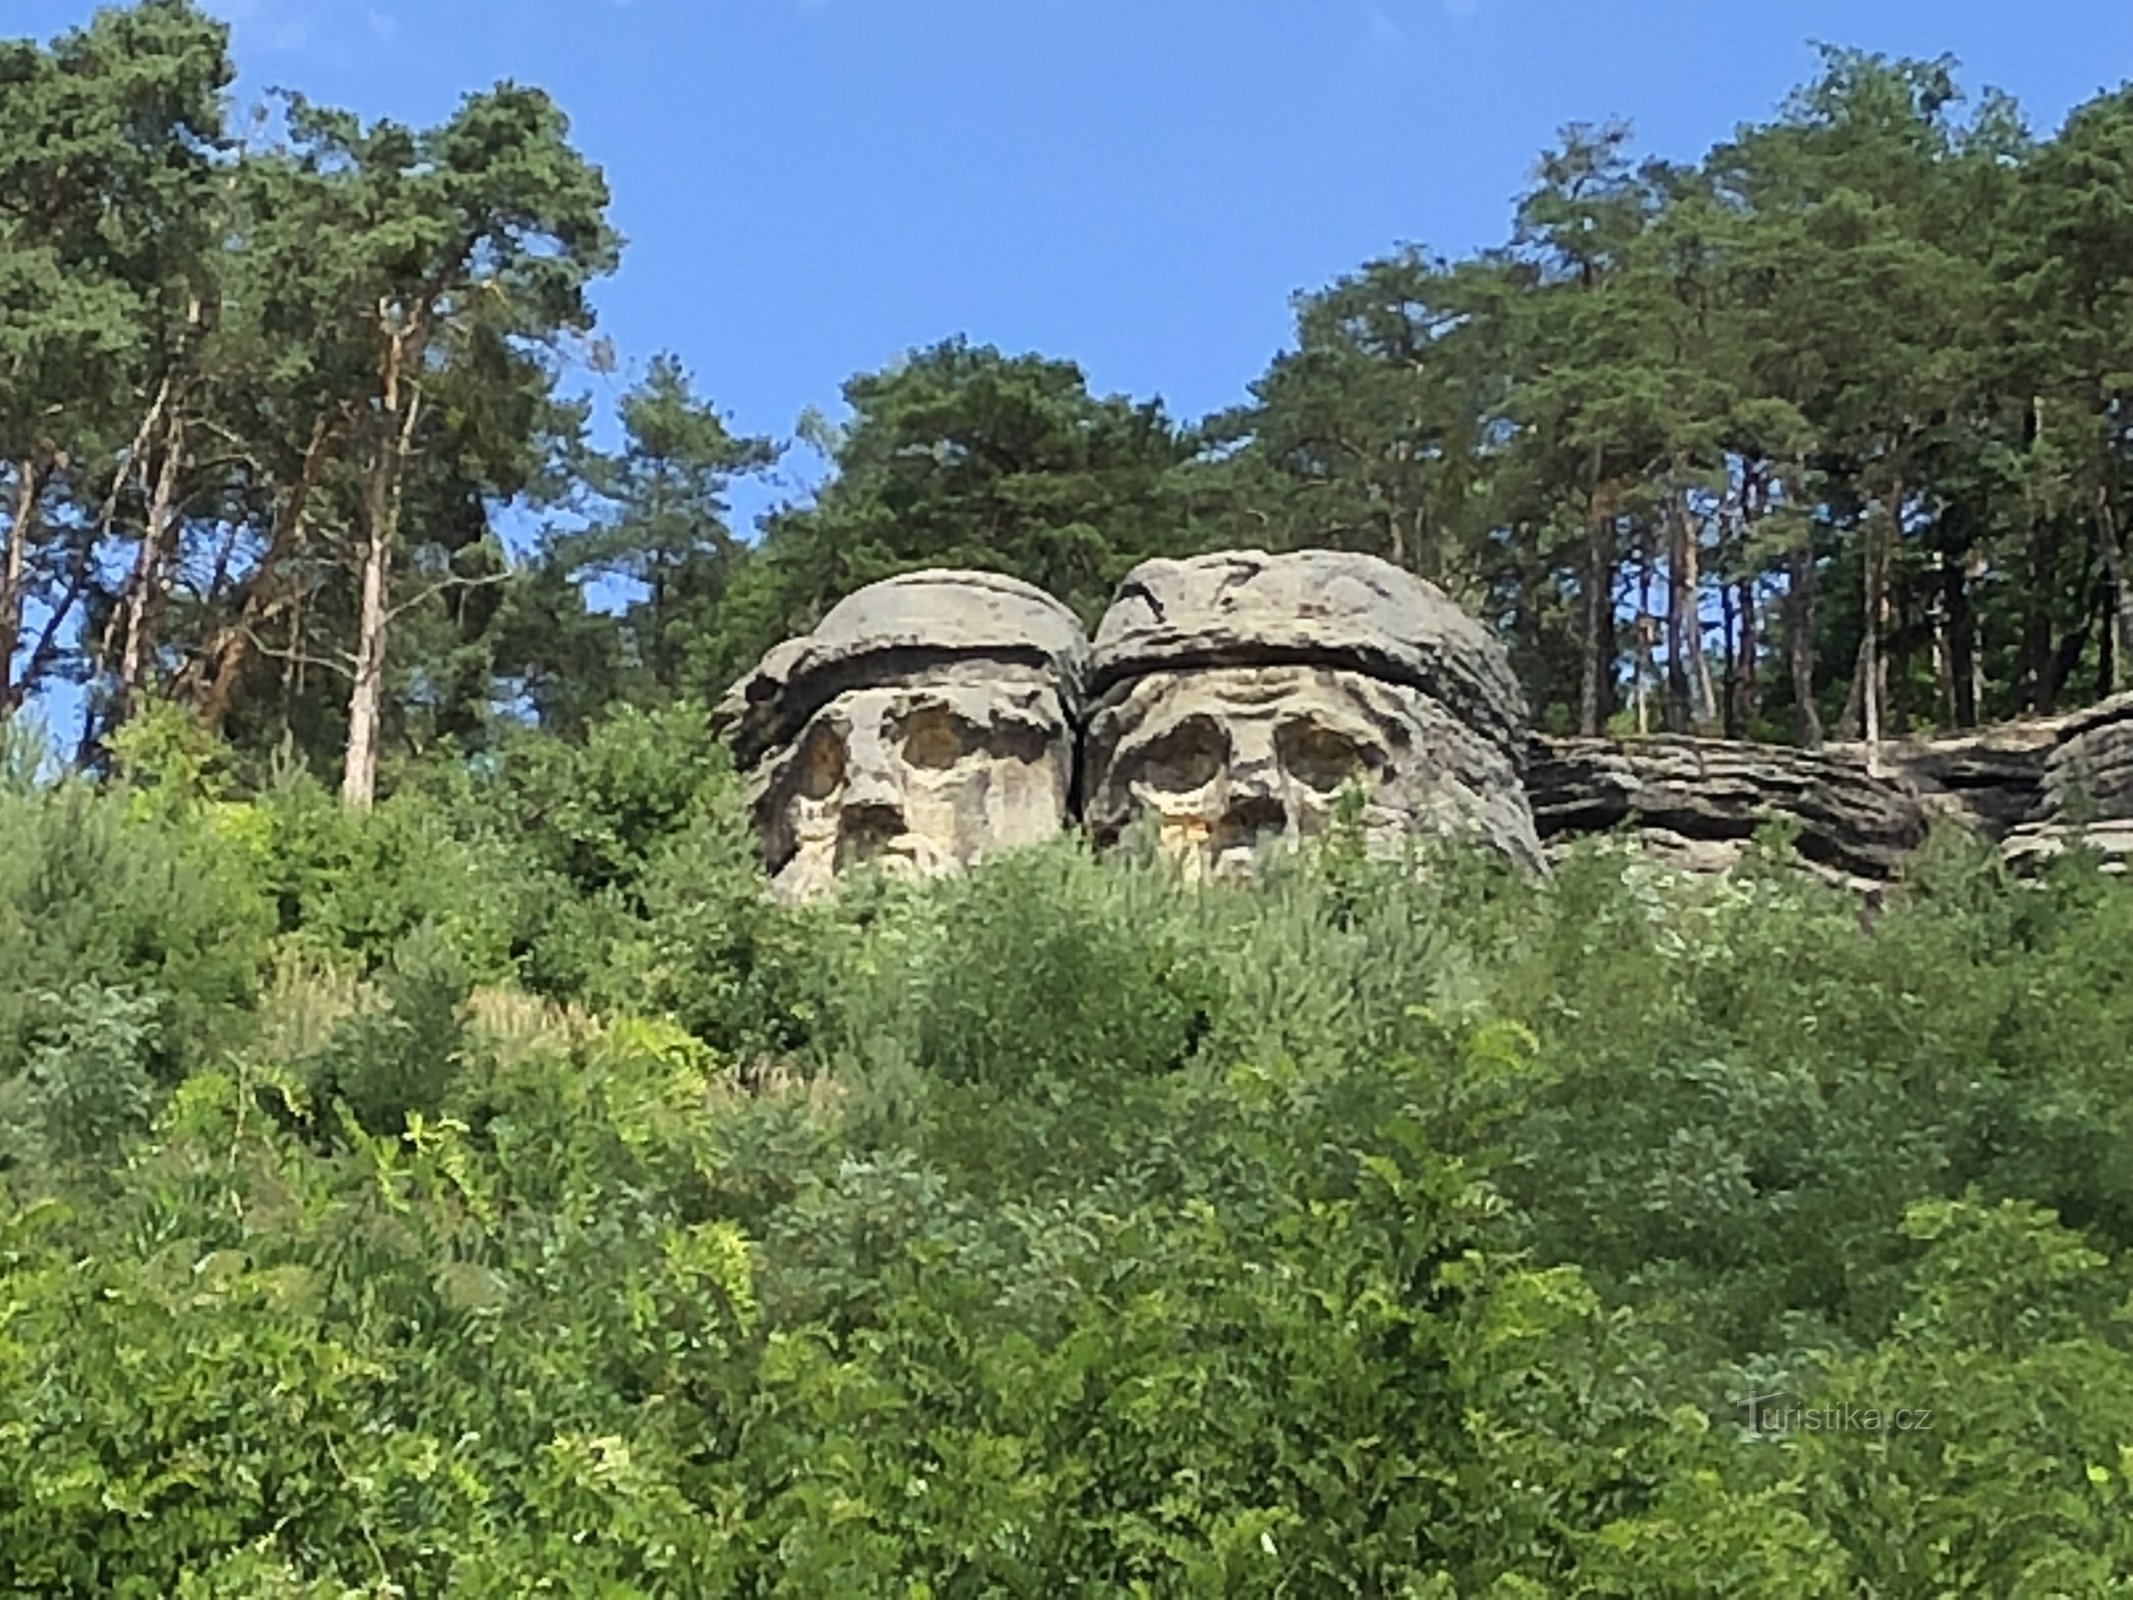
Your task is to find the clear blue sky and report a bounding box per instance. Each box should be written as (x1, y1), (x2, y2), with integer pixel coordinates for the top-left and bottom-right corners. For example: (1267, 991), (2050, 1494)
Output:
(9, 1), (2132, 751)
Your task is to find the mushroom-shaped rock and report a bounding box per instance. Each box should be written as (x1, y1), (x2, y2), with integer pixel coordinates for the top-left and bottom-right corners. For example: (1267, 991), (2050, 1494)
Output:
(1083, 548), (1542, 879)
(712, 569), (1091, 902)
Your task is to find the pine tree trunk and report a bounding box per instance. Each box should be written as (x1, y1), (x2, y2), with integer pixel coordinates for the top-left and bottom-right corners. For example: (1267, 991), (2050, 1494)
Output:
(2027, 516), (2058, 716)
(1890, 570), (1912, 737)
(1843, 465), (1903, 770)
(1944, 546), (1978, 726)
(1860, 525), (1882, 759)
(1931, 564), (1957, 729)
(1682, 501), (1719, 733)
(1634, 541), (1655, 737)
(2095, 474), (2132, 697)
(1509, 526), (1544, 717)
(1579, 453), (1612, 737)
(116, 415), (186, 726)
(77, 375), (179, 756)
(1732, 576), (1759, 737)
(342, 332), (421, 809)
(1836, 634), (1867, 741)
(280, 580), (307, 747)
(1967, 548), (1988, 720)
(1728, 467), (1764, 740)
(0, 459), (36, 720)
(1664, 493), (1690, 734)
(1414, 498), (1440, 584)
(2025, 396), (2057, 715)
(2101, 581), (2119, 704)
(1788, 517), (1821, 751)
(343, 469), (392, 810)
(190, 418), (335, 734)
(1718, 579), (1737, 737)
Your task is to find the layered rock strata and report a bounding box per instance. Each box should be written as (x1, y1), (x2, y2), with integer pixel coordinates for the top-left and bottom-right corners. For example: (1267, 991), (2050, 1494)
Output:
(1527, 735), (1935, 889)
(714, 557), (2133, 897)
(1535, 694), (2133, 884)
(2002, 692), (2133, 873)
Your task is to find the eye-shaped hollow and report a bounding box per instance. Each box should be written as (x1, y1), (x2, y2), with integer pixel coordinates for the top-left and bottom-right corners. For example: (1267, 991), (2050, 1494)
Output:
(795, 725), (847, 801)
(1277, 720), (1375, 794)
(1122, 715), (1228, 793)
(895, 705), (980, 771)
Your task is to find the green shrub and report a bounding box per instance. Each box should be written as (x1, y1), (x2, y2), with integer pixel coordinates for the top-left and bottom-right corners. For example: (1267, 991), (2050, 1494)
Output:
(251, 764), (529, 980)
(826, 841), (1223, 1093)
(296, 923), (476, 1140)
(599, 801), (832, 1058)
(0, 778), (270, 1087)
(0, 982), (161, 1174)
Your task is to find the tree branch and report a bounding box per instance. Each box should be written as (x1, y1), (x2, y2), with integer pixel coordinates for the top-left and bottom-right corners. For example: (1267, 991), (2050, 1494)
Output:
(242, 624), (358, 681)
(384, 566), (514, 625)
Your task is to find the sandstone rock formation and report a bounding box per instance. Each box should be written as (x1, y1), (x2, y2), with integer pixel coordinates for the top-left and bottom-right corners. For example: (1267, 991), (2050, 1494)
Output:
(1527, 735), (1934, 889)
(713, 558), (2133, 900)
(2039, 691), (2133, 817)
(2001, 691), (2133, 873)
(712, 569), (1090, 902)
(1082, 549), (1543, 879)
(1533, 695), (2133, 886)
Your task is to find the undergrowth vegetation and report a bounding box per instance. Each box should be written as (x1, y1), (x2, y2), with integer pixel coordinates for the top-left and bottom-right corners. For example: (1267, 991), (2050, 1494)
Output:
(5, 705), (2133, 1593)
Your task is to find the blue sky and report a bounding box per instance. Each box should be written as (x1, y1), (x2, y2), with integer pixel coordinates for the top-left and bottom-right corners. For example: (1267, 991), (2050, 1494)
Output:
(9, 1), (2133, 749)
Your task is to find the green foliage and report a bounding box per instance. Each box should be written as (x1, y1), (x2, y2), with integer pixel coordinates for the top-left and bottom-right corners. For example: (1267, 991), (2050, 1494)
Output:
(13, 20), (2133, 781)
(250, 763), (526, 979)
(508, 354), (781, 719)
(611, 800), (831, 1058)
(828, 842), (1222, 1093)
(0, 772), (269, 1088)
(6, 982), (162, 1170)
(5, 747), (2133, 1590)
(296, 924), (474, 1140)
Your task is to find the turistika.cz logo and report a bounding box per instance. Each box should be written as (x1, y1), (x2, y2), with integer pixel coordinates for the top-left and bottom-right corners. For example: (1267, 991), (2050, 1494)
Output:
(1739, 1391), (1935, 1434)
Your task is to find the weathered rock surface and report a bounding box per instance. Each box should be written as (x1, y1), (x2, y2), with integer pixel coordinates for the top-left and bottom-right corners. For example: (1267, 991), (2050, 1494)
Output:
(2000, 819), (2133, 874)
(1091, 547), (1529, 756)
(1996, 693), (2133, 874)
(1537, 700), (2133, 885)
(1085, 549), (1543, 878)
(714, 569), (1090, 771)
(711, 559), (2133, 899)
(2038, 691), (2133, 821)
(712, 570), (1090, 902)
(1837, 723), (2058, 842)
(1527, 735), (1936, 887)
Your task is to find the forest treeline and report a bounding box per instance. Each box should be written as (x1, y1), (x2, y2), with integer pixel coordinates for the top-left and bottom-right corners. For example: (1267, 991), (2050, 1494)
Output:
(10, 2), (2133, 809)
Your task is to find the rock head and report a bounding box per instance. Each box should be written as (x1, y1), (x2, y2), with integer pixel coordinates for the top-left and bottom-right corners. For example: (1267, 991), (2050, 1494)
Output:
(1082, 548), (1542, 879)
(712, 569), (1091, 902)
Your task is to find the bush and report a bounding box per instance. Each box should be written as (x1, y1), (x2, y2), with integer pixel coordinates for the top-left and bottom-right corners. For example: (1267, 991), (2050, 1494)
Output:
(0, 776), (270, 1088)
(0, 982), (162, 1174)
(295, 923), (477, 1140)
(251, 763), (530, 980)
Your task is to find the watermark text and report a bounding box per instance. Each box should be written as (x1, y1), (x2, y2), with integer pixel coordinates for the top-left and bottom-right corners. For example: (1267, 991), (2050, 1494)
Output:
(1739, 1391), (1934, 1434)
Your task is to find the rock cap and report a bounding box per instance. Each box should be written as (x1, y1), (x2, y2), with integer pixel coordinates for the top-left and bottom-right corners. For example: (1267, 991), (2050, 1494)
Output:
(713, 568), (1091, 769)
(1091, 548), (1527, 753)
